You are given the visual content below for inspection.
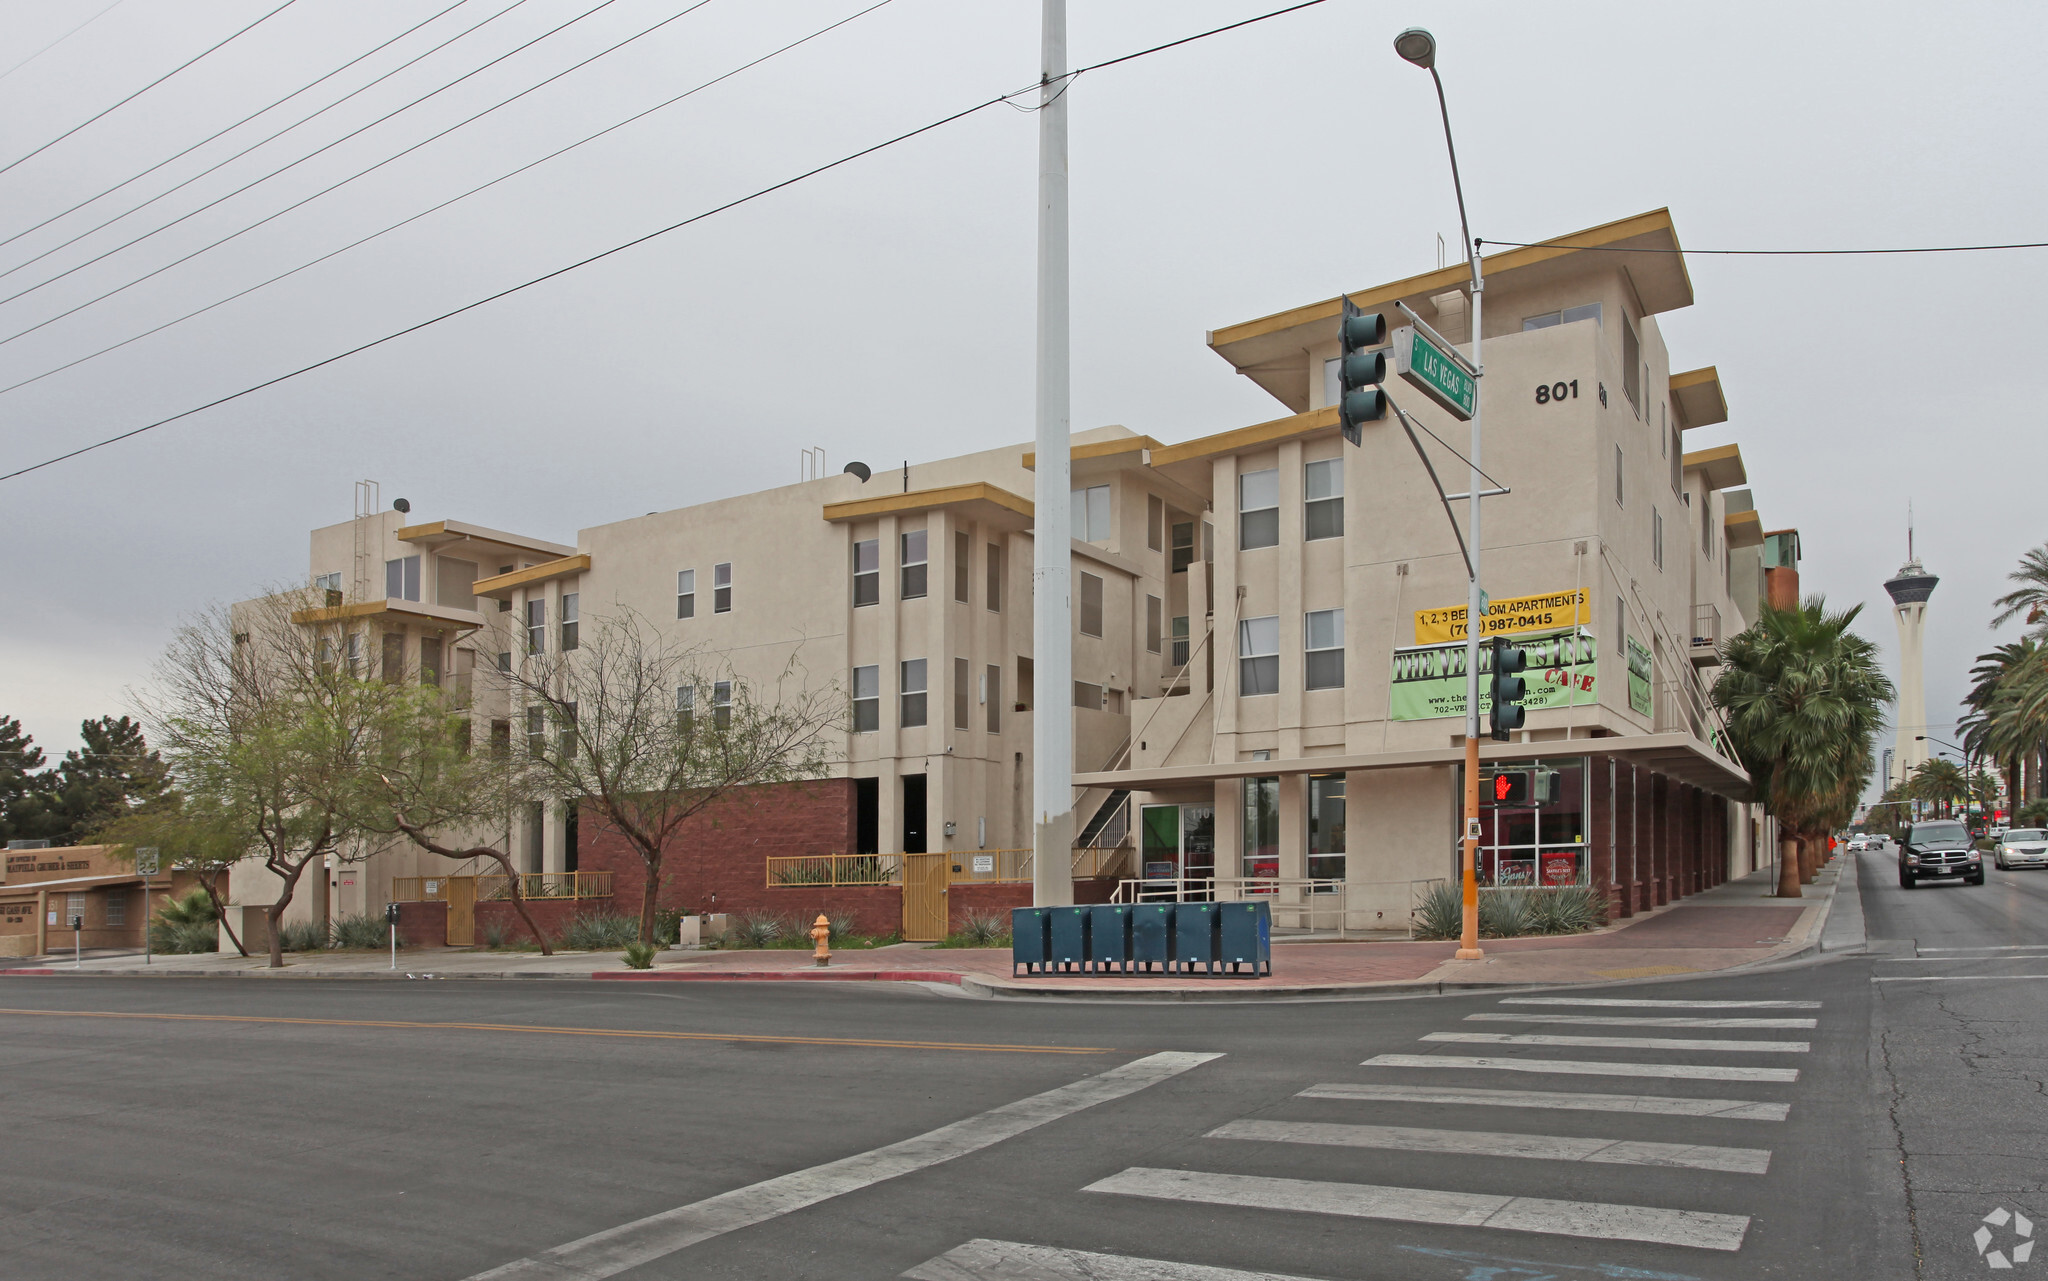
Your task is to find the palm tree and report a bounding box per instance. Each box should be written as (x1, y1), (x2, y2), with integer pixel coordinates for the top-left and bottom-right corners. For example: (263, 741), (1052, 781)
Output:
(1713, 598), (1896, 897)
(1990, 544), (2048, 637)
(1907, 758), (1968, 818)
(1962, 639), (2048, 809)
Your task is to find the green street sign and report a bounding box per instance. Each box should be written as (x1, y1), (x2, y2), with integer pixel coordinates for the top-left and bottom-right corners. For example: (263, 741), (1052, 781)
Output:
(1393, 325), (1477, 420)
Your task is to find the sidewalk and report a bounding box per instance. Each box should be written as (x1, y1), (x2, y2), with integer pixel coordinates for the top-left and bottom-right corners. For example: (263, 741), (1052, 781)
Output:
(1, 858), (1849, 998)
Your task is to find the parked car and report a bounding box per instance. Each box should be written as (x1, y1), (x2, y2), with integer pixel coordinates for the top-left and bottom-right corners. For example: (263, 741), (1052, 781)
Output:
(1899, 820), (1984, 887)
(1994, 829), (2048, 870)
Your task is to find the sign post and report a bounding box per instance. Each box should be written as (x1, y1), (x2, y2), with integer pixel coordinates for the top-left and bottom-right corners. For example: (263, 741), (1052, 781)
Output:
(135, 846), (159, 966)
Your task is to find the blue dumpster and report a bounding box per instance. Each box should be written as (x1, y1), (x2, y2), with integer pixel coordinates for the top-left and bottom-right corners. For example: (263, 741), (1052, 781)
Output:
(1172, 902), (1220, 975)
(1129, 903), (1174, 972)
(1049, 905), (1090, 974)
(1087, 904), (1132, 974)
(1011, 907), (1051, 976)
(1218, 899), (1272, 977)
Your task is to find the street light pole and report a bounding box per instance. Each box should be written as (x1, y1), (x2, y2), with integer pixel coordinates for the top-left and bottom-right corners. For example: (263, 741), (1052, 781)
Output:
(1398, 27), (1485, 959)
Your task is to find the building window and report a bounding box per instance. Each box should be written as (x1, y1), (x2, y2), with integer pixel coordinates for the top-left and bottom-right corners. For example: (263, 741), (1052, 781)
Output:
(1669, 417), (1683, 494)
(851, 665), (878, 732)
(1304, 458), (1343, 541)
(1621, 318), (1641, 415)
(526, 706), (546, 756)
(1702, 493), (1713, 555)
(1477, 758), (1589, 886)
(1147, 494), (1164, 551)
(1072, 484), (1111, 543)
(313, 570), (342, 594)
(1614, 445), (1625, 508)
(954, 530), (970, 603)
(851, 541), (878, 607)
(713, 563), (732, 613)
(1309, 774), (1346, 882)
(1145, 595), (1162, 654)
(525, 599), (545, 653)
(1239, 468), (1279, 550)
(490, 719), (511, 755)
(1074, 680), (1103, 710)
(558, 701), (578, 757)
(1305, 608), (1345, 689)
(984, 665), (1002, 733)
(1522, 302), (1602, 330)
(67, 893), (87, 923)
(385, 555), (421, 601)
(105, 890), (127, 926)
(1171, 521), (1194, 573)
(497, 650), (511, 672)
(986, 542), (1002, 611)
(1242, 776), (1279, 880)
(954, 657), (970, 730)
(346, 632), (362, 674)
(899, 660), (927, 727)
(1171, 615), (1189, 666)
(1238, 615), (1279, 696)
(676, 685), (696, 733)
(1079, 571), (1103, 637)
(676, 569), (695, 618)
(1653, 508), (1665, 570)
(901, 529), (928, 599)
(712, 680), (732, 729)
(559, 593), (578, 652)
(1615, 596), (1626, 648)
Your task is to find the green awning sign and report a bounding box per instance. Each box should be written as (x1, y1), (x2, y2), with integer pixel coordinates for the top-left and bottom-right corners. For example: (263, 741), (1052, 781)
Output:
(1393, 325), (1477, 420)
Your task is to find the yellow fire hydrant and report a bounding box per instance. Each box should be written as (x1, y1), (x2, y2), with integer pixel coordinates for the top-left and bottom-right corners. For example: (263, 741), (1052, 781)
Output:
(811, 914), (832, 967)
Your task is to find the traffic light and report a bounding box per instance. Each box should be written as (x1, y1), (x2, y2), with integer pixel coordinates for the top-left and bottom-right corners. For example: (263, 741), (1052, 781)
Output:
(1338, 298), (1388, 446)
(1489, 634), (1527, 741)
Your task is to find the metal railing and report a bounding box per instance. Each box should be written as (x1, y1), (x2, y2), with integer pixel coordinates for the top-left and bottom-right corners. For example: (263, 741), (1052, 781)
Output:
(1110, 875), (1450, 939)
(390, 876), (449, 902)
(947, 848), (1033, 884)
(1071, 843), (1132, 880)
(763, 853), (903, 888)
(477, 872), (611, 901)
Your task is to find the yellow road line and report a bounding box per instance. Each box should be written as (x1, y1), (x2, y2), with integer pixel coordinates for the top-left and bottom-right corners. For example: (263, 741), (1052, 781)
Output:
(0, 1008), (1112, 1054)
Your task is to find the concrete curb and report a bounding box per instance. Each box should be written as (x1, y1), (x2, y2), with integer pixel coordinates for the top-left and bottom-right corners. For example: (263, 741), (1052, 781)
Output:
(598, 970), (967, 986)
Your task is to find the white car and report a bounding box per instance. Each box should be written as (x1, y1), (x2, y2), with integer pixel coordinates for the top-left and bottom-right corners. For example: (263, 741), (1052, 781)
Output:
(1994, 829), (2048, 870)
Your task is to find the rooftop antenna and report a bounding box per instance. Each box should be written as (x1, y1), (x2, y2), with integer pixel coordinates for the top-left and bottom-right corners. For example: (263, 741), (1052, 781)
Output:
(1907, 499), (1914, 562)
(1437, 232), (1446, 269)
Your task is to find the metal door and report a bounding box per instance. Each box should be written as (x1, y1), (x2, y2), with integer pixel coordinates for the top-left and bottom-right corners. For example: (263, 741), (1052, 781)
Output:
(900, 853), (948, 942)
(445, 876), (476, 946)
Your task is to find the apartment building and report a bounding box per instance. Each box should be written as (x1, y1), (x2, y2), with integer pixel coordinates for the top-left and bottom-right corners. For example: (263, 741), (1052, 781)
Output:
(256, 208), (1779, 940)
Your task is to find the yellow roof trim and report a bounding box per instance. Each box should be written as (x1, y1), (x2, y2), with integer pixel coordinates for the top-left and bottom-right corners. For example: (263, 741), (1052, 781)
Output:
(288, 599), (483, 626)
(1210, 208), (1687, 349)
(821, 481), (1033, 524)
(1022, 435), (1164, 470)
(1149, 405), (1339, 469)
(1724, 509), (1765, 549)
(473, 554), (592, 598)
(1670, 365), (1729, 429)
(1682, 442), (1747, 490)
(393, 520), (449, 541)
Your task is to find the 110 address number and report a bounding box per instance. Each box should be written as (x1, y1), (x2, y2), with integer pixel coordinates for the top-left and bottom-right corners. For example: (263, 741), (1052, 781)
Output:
(1535, 380), (1580, 404)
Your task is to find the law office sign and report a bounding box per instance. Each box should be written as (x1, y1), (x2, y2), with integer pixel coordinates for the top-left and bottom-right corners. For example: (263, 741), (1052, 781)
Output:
(1392, 325), (1477, 420)
(1391, 627), (1597, 721)
(1414, 588), (1591, 644)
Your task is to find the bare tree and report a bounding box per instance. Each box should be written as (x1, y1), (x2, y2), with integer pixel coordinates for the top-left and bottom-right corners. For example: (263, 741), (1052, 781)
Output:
(501, 610), (841, 942)
(94, 792), (251, 956)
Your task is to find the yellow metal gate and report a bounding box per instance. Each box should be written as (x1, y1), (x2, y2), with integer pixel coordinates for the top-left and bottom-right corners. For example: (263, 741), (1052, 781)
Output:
(445, 876), (476, 946)
(900, 854), (948, 942)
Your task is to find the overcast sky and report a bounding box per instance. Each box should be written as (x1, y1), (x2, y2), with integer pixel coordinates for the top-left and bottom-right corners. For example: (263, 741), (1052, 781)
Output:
(2, 0), (2042, 787)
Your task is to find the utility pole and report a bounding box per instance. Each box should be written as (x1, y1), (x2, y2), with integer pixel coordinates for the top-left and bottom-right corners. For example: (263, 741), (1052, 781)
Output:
(1031, 0), (1075, 907)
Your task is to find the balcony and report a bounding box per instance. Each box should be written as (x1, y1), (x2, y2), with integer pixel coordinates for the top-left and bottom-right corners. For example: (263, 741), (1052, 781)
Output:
(1690, 603), (1723, 668)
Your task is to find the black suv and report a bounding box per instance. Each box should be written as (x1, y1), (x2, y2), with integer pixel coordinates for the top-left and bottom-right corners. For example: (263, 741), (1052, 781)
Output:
(1899, 820), (1984, 888)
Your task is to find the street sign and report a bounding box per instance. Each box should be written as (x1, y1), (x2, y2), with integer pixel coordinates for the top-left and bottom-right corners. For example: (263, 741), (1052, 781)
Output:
(1392, 325), (1477, 420)
(134, 846), (159, 876)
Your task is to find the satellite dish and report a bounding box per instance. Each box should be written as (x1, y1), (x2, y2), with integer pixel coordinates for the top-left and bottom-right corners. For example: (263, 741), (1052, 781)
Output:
(392, 498), (412, 513)
(842, 462), (872, 482)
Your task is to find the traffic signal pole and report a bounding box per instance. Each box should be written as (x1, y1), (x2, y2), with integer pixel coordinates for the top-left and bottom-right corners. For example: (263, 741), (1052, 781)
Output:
(1458, 247), (1485, 960)
(1031, 0), (1075, 907)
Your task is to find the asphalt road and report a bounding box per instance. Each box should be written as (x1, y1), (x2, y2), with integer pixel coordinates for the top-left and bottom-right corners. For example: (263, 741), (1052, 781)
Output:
(1859, 838), (2048, 1279)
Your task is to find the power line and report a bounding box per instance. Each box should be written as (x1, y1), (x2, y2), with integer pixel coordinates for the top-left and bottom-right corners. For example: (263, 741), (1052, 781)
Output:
(1478, 237), (2048, 256)
(0, 0), (131, 85)
(0, 0), (715, 350)
(0, 0), (301, 179)
(0, 0), (471, 257)
(0, 0), (897, 400)
(0, 0), (1337, 484)
(0, 0), (579, 303)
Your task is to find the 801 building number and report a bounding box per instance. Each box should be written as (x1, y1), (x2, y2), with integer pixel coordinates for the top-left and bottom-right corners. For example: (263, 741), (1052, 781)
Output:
(1535, 380), (1579, 404)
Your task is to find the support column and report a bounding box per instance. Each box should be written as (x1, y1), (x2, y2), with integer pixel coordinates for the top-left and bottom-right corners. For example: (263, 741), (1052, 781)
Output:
(1651, 775), (1670, 906)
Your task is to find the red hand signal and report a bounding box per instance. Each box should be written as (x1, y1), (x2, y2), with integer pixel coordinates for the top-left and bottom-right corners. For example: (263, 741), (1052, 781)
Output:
(1494, 775), (1512, 801)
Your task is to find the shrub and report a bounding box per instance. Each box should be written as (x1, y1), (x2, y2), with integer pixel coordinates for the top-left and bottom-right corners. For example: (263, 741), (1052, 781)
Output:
(151, 918), (220, 954)
(1417, 884), (1609, 939)
(652, 908), (685, 946)
(558, 912), (641, 950)
(1525, 884), (1608, 935)
(729, 912), (790, 948)
(771, 861), (833, 885)
(479, 917), (512, 949)
(277, 920), (328, 952)
(827, 912), (860, 941)
(1478, 888), (1533, 939)
(1411, 880), (1462, 940)
(621, 940), (658, 969)
(955, 911), (1009, 947)
(330, 913), (387, 949)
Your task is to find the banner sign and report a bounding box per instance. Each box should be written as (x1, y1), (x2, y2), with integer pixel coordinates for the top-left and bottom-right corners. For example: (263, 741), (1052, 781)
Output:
(1391, 627), (1597, 721)
(1414, 588), (1591, 644)
(1626, 634), (1654, 717)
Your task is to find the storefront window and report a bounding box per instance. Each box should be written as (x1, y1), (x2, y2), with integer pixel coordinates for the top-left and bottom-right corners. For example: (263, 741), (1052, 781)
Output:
(1308, 774), (1345, 885)
(1474, 757), (1588, 886)
(1242, 776), (1279, 881)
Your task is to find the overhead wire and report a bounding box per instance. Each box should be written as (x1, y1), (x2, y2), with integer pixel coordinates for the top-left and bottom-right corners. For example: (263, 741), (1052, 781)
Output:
(0, 0), (717, 349)
(0, 0), (1338, 483)
(0, 0), (471, 256)
(0, 0), (897, 400)
(1477, 238), (2048, 256)
(0, 0), (582, 299)
(0, 0), (131, 84)
(0, 0), (301, 179)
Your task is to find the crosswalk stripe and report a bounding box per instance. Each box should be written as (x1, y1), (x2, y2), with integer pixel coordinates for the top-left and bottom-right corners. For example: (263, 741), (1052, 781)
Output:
(1085, 1168), (1750, 1252)
(1207, 1119), (1772, 1174)
(1365, 1053), (1799, 1083)
(1424, 1031), (1809, 1054)
(1871, 974), (2048, 983)
(1917, 945), (2048, 953)
(1498, 997), (1821, 1010)
(1299, 1082), (1790, 1121)
(902, 1238), (1328, 1281)
(1466, 1013), (1817, 1029)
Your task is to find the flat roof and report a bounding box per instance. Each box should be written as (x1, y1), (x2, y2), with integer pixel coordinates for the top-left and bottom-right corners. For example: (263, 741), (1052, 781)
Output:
(1724, 510), (1765, 549)
(395, 519), (575, 559)
(289, 598), (485, 627)
(1670, 366), (1729, 428)
(1683, 443), (1748, 491)
(473, 554), (593, 600)
(821, 482), (1034, 529)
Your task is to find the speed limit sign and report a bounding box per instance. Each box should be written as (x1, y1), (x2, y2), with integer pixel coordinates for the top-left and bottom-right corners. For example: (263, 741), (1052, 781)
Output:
(135, 847), (160, 875)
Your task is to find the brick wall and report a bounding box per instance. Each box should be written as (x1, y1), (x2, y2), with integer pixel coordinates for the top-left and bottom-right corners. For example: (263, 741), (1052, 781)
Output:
(950, 882), (1030, 931)
(472, 897), (588, 946)
(394, 900), (446, 948)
